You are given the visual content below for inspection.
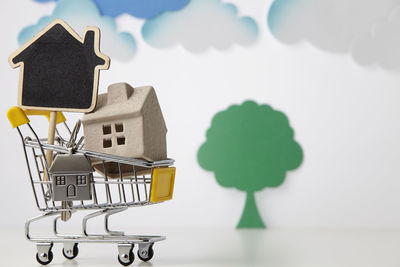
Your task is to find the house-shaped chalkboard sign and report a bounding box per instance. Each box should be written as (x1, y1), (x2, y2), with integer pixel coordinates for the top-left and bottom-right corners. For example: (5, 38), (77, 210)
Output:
(9, 19), (110, 112)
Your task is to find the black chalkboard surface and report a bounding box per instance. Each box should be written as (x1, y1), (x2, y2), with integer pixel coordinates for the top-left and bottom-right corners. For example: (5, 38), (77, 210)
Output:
(9, 19), (110, 112)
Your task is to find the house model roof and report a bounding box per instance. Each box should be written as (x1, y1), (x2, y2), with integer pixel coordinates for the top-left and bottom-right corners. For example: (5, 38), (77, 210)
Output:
(49, 154), (94, 174)
(82, 83), (167, 132)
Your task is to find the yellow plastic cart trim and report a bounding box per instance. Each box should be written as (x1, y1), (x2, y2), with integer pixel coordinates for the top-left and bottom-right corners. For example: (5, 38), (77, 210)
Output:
(24, 109), (66, 124)
(7, 106), (29, 128)
(7, 106), (66, 128)
(150, 167), (176, 203)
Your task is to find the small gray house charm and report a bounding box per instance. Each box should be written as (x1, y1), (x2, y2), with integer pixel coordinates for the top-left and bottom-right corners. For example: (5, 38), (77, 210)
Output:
(49, 154), (94, 201)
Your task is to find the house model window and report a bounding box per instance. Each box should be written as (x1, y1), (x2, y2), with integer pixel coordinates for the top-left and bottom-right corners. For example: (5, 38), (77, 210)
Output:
(103, 125), (111, 134)
(77, 175), (87, 186)
(102, 122), (126, 148)
(56, 176), (66, 186)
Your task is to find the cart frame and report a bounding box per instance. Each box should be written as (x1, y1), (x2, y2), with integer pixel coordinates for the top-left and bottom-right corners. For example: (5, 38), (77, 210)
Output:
(8, 107), (175, 265)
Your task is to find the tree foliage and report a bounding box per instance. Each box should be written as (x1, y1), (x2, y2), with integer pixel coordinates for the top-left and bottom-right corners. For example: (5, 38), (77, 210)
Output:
(198, 100), (303, 228)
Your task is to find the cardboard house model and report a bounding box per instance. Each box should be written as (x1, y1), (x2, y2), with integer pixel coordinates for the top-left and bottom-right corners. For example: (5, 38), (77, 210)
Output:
(82, 82), (167, 176)
(49, 154), (94, 201)
(8, 19), (109, 112)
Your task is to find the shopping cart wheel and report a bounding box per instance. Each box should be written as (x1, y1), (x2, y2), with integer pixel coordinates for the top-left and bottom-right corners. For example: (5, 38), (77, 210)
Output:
(117, 243), (134, 266)
(137, 243), (154, 262)
(36, 251), (53, 265)
(62, 243), (79, 260)
(36, 243), (54, 265)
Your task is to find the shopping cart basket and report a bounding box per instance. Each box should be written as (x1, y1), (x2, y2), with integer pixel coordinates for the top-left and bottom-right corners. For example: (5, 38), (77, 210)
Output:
(7, 107), (176, 266)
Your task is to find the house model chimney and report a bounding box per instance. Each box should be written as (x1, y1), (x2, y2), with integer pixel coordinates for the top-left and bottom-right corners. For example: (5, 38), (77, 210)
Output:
(107, 82), (133, 105)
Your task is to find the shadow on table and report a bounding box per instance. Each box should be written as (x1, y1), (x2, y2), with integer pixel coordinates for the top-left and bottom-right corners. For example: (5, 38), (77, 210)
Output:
(157, 229), (271, 266)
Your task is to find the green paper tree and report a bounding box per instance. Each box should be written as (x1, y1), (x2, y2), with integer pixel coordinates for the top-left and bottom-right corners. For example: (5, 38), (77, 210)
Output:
(198, 101), (303, 228)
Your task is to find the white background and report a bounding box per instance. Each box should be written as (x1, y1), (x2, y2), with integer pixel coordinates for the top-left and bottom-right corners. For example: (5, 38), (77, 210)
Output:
(1, 0), (400, 232)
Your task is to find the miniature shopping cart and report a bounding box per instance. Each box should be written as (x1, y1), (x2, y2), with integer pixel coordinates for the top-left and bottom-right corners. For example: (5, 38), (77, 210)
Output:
(7, 107), (176, 266)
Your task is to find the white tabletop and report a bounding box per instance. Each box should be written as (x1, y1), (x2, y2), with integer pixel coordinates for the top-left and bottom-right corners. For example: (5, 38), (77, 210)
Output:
(0, 226), (399, 267)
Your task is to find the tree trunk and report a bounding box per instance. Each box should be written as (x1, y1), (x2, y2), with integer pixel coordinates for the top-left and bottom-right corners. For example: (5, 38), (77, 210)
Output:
(237, 191), (266, 228)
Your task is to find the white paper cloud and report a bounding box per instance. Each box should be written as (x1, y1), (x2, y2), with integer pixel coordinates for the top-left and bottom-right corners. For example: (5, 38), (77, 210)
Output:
(268, 0), (400, 70)
(142, 0), (258, 53)
(352, 7), (400, 70)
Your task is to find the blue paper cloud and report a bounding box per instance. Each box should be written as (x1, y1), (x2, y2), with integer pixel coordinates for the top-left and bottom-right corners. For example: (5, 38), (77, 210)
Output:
(20, 0), (136, 61)
(33, 0), (190, 19)
(142, 0), (258, 53)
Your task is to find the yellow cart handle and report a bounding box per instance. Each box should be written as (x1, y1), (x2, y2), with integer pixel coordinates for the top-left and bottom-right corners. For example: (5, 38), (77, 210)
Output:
(7, 106), (66, 128)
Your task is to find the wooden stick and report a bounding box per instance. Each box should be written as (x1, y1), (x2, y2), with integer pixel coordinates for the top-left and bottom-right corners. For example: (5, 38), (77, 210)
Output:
(44, 111), (57, 181)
